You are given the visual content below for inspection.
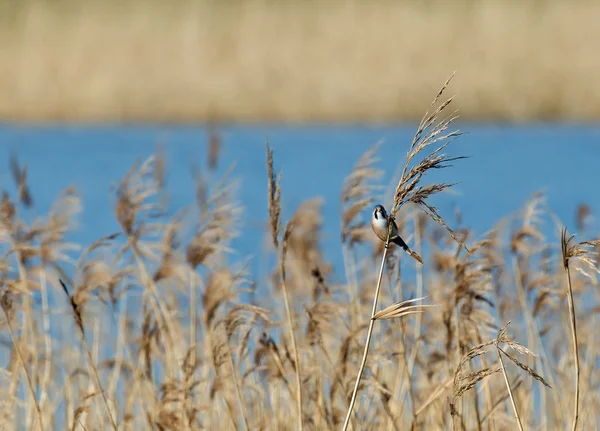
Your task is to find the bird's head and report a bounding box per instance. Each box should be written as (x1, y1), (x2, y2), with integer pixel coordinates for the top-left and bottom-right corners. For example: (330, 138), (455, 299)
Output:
(373, 204), (387, 220)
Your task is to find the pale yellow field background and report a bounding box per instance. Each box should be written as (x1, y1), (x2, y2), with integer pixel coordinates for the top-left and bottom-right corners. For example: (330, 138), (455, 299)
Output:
(1, 0), (599, 123)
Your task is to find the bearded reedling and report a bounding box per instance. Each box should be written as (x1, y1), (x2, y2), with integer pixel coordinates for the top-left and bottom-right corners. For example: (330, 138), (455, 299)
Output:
(371, 204), (423, 264)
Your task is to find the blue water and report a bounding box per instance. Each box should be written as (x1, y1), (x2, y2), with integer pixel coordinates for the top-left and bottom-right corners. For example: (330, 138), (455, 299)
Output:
(1, 123), (598, 282)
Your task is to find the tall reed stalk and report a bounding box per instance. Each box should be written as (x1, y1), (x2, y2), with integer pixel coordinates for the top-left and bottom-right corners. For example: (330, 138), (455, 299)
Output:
(559, 227), (598, 431)
(342, 234), (391, 430)
(266, 142), (303, 430)
(343, 72), (466, 430)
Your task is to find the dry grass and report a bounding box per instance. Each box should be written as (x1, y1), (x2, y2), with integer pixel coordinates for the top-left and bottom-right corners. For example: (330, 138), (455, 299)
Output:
(1, 0), (600, 123)
(0, 77), (599, 431)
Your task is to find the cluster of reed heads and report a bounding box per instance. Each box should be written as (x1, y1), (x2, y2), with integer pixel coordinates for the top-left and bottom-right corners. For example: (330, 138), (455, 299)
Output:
(0, 75), (598, 431)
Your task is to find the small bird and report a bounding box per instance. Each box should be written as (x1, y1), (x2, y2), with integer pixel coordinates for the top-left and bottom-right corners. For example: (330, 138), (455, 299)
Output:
(371, 204), (423, 264)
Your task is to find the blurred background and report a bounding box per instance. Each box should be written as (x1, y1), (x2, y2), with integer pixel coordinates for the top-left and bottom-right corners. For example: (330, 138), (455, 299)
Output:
(1, 0), (599, 123)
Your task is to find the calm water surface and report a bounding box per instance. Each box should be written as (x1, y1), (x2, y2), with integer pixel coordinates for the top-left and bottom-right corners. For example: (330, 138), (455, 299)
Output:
(0, 123), (598, 283)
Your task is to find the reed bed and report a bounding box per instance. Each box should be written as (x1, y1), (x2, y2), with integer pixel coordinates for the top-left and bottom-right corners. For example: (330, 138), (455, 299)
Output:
(1, 0), (600, 123)
(0, 78), (599, 431)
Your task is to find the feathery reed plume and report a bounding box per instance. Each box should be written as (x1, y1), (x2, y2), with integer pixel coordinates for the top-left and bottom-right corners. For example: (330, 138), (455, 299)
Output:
(9, 152), (32, 208)
(340, 142), (383, 247)
(221, 305), (270, 431)
(266, 142), (303, 430)
(266, 141), (282, 249)
(59, 279), (118, 430)
(497, 322), (551, 430)
(391, 72), (467, 250)
(343, 73), (463, 431)
(561, 228), (600, 431)
(450, 320), (550, 430)
(114, 156), (162, 247)
(186, 166), (241, 269)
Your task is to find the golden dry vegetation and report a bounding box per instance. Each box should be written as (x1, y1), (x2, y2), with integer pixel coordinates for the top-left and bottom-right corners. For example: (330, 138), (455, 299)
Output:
(0, 77), (598, 431)
(1, 0), (600, 123)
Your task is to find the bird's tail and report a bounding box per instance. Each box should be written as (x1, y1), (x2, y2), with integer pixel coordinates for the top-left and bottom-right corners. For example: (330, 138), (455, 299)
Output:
(393, 236), (424, 264)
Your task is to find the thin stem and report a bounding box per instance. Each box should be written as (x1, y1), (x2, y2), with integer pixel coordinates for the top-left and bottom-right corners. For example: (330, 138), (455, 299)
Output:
(131, 244), (178, 375)
(513, 255), (564, 423)
(187, 271), (197, 424)
(1, 306), (44, 431)
(226, 331), (250, 431)
(39, 269), (52, 418)
(565, 265), (580, 431)
(342, 239), (390, 431)
(79, 326), (118, 430)
(497, 347), (524, 431)
(279, 253), (303, 431)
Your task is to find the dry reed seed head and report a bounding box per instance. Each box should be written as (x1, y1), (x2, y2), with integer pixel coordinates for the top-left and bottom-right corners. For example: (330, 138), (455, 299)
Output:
(304, 301), (339, 346)
(340, 142), (382, 246)
(452, 332), (512, 405)
(385, 74), (469, 255)
(202, 268), (249, 328)
(511, 225), (545, 255)
(498, 346), (552, 389)
(114, 156), (161, 241)
(186, 170), (242, 271)
(491, 322), (551, 389)
(115, 185), (135, 237)
(157, 408), (184, 430)
(186, 236), (215, 269)
(284, 199), (332, 294)
(59, 278), (86, 334)
(79, 261), (112, 295)
(0, 192), (16, 230)
(561, 227), (600, 283)
(39, 187), (82, 265)
(153, 218), (187, 283)
(266, 141), (282, 249)
(9, 153), (33, 208)
(186, 178), (241, 269)
(254, 333), (289, 382)
(454, 367), (501, 399)
(531, 287), (554, 317)
(222, 304), (270, 342)
(453, 243), (495, 310)
(0, 288), (15, 315)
